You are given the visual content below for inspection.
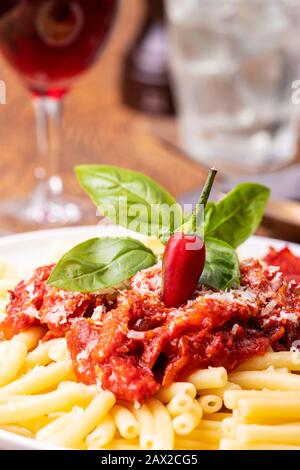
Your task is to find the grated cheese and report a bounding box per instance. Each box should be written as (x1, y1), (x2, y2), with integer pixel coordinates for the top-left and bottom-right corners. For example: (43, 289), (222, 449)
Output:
(127, 330), (146, 340)
(91, 305), (106, 321)
(279, 311), (299, 323)
(25, 282), (35, 300)
(261, 300), (277, 317)
(200, 287), (257, 307)
(268, 265), (280, 274)
(85, 339), (98, 355)
(130, 263), (162, 296)
(263, 310), (299, 326)
(76, 350), (89, 362)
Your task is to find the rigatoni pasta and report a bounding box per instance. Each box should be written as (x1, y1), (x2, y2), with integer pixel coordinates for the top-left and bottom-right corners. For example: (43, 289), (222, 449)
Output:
(47, 391), (116, 448)
(110, 405), (139, 440)
(156, 382), (197, 403)
(237, 423), (300, 445)
(198, 395), (223, 414)
(133, 404), (155, 450)
(220, 438), (300, 451)
(0, 360), (74, 396)
(13, 327), (47, 351)
(85, 414), (116, 448)
(188, 367), (228, 390)
(229, 370), (300, 391)
(172, 402), (203, 435)
(1, 266), (300, 452)
(236, 351), (300, 372)
(2, 330), (300, 449)
(147, 398), (174, 450)
(224, 390), (300, 410)
(0, 383), (96, 424)
(166, 393), (195, 417)
(0, 340), (27, 386)
(36, 408), (83, 442)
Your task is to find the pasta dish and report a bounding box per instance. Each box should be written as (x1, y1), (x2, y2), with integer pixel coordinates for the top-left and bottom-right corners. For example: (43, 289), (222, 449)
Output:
(0, 243), (300, 450)
(0, 165), (300, 451)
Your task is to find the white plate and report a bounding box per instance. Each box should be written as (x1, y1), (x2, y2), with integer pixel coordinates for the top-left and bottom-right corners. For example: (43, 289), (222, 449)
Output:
(0, 225), (299, 450)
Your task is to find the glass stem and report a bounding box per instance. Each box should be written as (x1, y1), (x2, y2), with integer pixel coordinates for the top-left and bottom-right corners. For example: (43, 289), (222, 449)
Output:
(32, 96), (63, 200)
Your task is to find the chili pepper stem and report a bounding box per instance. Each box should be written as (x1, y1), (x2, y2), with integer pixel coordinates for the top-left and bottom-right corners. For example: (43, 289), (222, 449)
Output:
(192, 168), (217, 233)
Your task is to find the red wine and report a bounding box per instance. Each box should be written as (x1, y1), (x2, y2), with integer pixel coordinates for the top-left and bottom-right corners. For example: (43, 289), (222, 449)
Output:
(0, 0), (118, 97)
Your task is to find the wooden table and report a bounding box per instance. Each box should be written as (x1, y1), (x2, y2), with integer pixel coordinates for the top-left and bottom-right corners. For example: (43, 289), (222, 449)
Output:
(0, 0), (299, 241)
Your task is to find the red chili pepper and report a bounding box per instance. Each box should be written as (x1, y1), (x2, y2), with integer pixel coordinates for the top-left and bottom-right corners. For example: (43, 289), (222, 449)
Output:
(162, 234), (206, 308)
(162, 169), (217, 308)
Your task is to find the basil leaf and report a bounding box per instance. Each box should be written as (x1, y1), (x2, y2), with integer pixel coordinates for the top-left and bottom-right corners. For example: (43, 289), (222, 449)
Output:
(48, 237), (156, 292)
(204, 201), (216, 233)
(76, 165), (183, 237)
(200, 237), (240, 290)
(205, 183), (270, 248)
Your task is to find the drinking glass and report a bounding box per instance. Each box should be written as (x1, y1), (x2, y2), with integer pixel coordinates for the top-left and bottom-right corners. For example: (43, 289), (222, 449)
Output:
(0, 0), (118, 229)
(165, 0), (300, 174)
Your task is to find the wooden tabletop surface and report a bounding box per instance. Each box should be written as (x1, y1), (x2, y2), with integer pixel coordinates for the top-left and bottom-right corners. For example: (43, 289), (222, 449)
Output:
(0, 0), (299, 241)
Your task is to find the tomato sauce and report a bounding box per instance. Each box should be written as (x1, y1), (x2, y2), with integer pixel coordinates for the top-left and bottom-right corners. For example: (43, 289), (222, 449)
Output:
(0, 264), (107, 340)
(1, 247), (300, 404)
(67, 254), (300, 403)
(264, 246), (300, 283)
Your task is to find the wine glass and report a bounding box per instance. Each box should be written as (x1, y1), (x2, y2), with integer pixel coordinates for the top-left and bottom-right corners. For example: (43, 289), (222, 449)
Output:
(0, 0), (118, 230)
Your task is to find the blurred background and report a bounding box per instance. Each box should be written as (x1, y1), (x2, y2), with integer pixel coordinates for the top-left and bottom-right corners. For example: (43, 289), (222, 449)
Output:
(0, 0), (300, 241)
